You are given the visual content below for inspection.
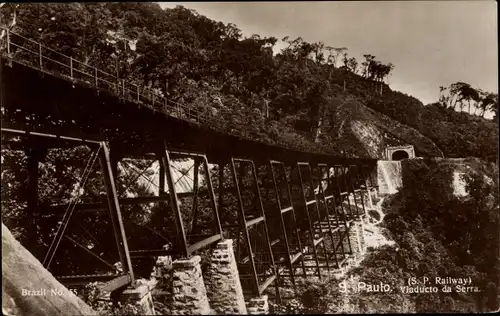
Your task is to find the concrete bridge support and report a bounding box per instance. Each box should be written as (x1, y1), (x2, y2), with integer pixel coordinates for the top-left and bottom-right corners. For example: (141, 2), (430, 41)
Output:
(171, 256), (211, 315)
(348, 221), (366, 261)
(205, 239), (247, 314)
(150, 255), (173, 314)
(356, 220), (366, 254)
(246, 295), (269, 315)
(120, 282), (156, 315)
(151, 255), (173, 286)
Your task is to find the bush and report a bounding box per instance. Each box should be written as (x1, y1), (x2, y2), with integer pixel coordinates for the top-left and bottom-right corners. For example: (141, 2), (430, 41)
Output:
(385, 158), (499, 312)
(297, 278), (332, 312)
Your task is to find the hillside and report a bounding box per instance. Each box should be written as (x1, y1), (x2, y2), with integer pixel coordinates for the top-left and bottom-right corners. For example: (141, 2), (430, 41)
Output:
(377, 158), (499, 312)
(1, 3), (497, 160)
(314, 96), (443, 158)
(275, 157), (499, 313)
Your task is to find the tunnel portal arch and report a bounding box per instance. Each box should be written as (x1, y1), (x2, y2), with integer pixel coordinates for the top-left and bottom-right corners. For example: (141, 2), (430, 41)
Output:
(391, 150), (409, 160)
(385, 145), (415, 160)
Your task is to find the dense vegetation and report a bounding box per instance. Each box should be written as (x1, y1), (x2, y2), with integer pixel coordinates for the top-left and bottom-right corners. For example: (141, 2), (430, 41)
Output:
(372, 158), (498, 312)
(1, 4), (498, 313)
(278, 158), (499, 313)
(1, 3), (497, 160)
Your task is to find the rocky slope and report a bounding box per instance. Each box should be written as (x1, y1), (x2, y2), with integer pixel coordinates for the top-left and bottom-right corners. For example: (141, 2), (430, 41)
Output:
(321, 97), (444, 159)
(2, 224), (97, 316)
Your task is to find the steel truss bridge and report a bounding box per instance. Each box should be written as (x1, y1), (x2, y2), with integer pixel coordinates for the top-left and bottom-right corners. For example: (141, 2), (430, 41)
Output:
(0, 28), (378, 303)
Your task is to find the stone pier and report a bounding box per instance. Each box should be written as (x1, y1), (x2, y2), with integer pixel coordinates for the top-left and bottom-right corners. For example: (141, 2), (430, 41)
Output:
(150, 255), (173, 314)
(120, 281), (156, 315)
(356, 220), (366, 253)
(171, 256), (211, 315)
(364, 190), (374, 209)
(205, 239), (247, 314)
(348, 221), (366, 260)
(347, 224), (359, 256)
(151, 255), (173, 286)
(246, 295), (269, 315)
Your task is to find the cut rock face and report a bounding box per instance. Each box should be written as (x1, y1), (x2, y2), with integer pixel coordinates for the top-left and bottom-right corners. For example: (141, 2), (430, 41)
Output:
(452, 171), (467, 197)
(1, 223), (98, 316)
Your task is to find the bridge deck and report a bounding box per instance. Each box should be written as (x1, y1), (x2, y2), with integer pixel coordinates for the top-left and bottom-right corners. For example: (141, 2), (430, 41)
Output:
(1, 57), (375, 167)
(1, 36), (378, 302)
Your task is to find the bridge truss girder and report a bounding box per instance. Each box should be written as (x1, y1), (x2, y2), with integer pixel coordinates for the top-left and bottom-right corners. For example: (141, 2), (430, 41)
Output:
(1, 44), (378, 302)
(1, 127), (378, 303)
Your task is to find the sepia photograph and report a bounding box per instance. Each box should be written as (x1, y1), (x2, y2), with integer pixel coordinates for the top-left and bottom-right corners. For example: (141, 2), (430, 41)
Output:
(1, 1), (498, 315)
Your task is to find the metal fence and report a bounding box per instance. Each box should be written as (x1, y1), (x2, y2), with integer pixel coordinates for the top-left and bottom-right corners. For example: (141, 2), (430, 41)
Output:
(0, 27), (270, 140)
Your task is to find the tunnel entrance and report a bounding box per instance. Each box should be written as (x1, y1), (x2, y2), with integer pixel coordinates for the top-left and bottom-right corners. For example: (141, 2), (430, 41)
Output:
(385, 145), (415, 160)
(391, 150), (409, 160)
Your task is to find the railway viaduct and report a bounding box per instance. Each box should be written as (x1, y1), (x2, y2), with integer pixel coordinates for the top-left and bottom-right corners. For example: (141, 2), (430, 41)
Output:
(1, 29), (380, 314)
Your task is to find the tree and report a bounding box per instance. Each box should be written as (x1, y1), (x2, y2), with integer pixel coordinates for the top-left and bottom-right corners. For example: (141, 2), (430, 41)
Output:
(449, 82), (480, 114)
(361, 54), (375, 78)
(347, 57), (358, 74)
(449, 82), (470, 111)
(311, 41), (325, 65)
(478, 91), (498, 118)
(0, 3), (19, 34)
(4, 3), (496, 166)
(464, 86), (480, 115)
(383, 63), (394, 84)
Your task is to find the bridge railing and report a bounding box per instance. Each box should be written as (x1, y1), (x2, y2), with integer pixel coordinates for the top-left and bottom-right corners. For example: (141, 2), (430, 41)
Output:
(0, 27), (273, 140)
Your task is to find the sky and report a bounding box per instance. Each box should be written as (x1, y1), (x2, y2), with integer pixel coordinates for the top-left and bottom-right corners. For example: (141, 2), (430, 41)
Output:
(159, 1), (497, 107)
